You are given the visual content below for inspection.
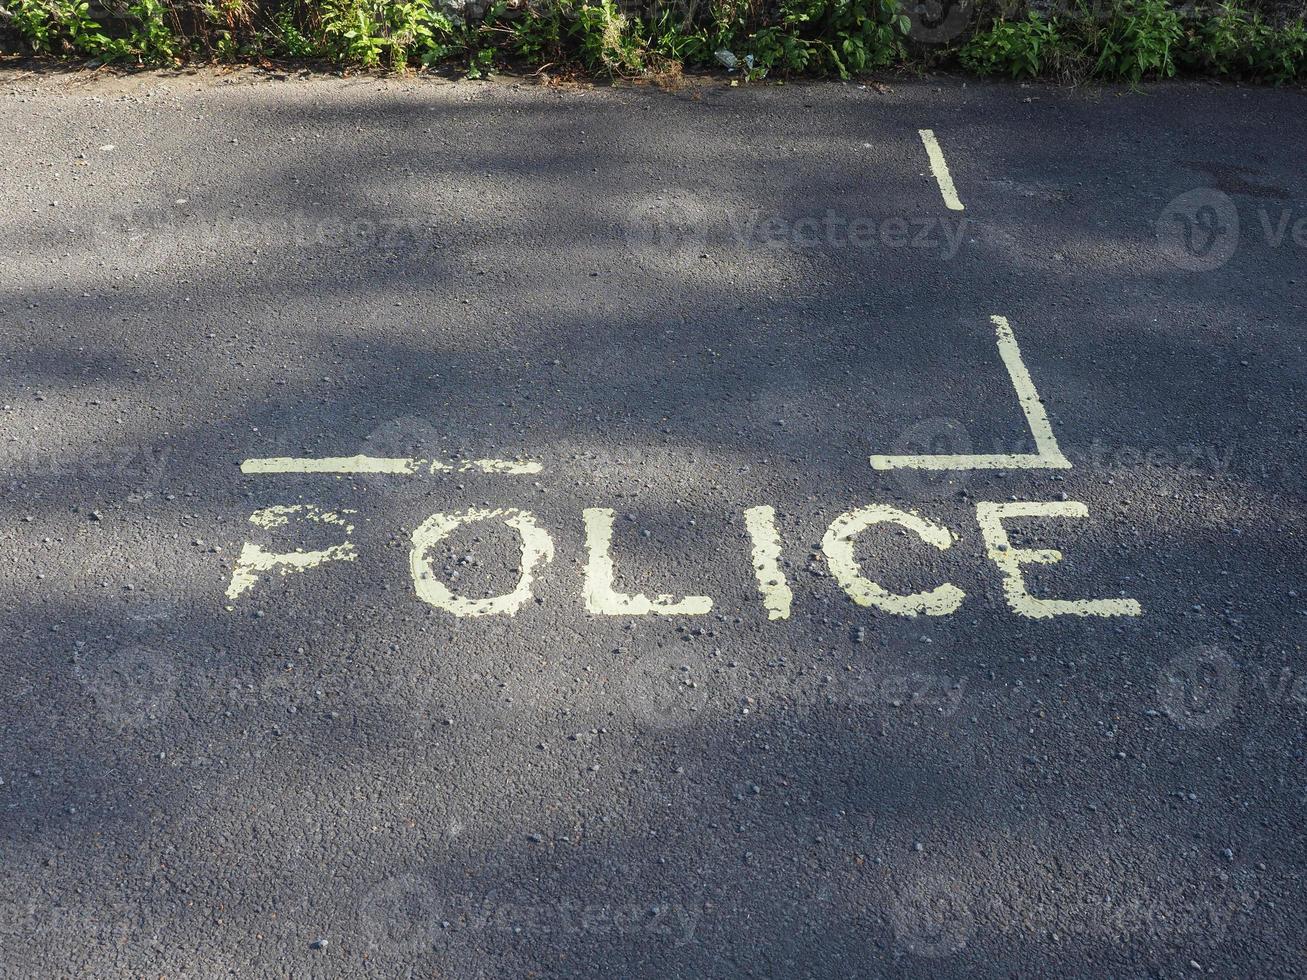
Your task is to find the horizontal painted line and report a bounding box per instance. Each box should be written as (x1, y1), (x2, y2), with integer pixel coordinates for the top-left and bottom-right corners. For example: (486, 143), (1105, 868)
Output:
(241, 455), (543, 476)
(869, 453), (1073, 470)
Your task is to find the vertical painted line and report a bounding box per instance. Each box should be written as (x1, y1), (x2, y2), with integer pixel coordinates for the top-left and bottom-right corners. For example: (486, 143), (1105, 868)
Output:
(918, 128), (966, 211)
(744, 506), (793, 621)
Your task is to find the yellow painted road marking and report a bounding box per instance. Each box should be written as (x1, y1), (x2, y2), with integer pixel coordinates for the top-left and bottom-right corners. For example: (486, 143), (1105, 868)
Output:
(225, 505), (358, 600)
(918, 128), (965, 212)
(822, 505), (965, 616)
(744, 506), (793, 620)
(975, 500), (1142, 618)
(582, 508), (713, 616)
(222, 498), (1148, 620)
(241, 454), (543, 475)
(870, 315), (1071, 471)
(991, 315), (1069, 465)
(409, 507), (554, 616)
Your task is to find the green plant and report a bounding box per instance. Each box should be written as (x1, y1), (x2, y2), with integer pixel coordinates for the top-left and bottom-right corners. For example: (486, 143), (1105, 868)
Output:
(1090, 0), (1182, 81)
(1268, 20), (1307, 82)
(646, 3), (712, 63)
(510, 0), (566, 61)
(319, 0), (449, 68)
(271, 6), (321, 57)
(960, 11), (1060, 77)
(749, 23), (816, 72)
(1, 0), (1304, 83)
(1, 0), (55, 51)
(462, 40), (494, 74)
(1182, 2), (1305, 82)
(198, 0), (256, 61)
(417, 0), (500, 77)
(64, 0), (114, 53)
(701, 0), (749, 52)
(0, 0), (113, 56)
(118, 0), (179, 63)
(822, 0), (908, 74)
(738, 0), (907, 78)
(572, 0), (647, 75)
(1190, 0), (1246, 72)
(321, 0), (380, 64)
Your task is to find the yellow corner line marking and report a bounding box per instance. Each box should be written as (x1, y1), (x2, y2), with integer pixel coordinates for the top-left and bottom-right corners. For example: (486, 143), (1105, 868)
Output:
(870, 315), (1071, 471)
(240, 454), (543, 475)
(990, 315), (1070, 467)
(918, 128), (965, 212)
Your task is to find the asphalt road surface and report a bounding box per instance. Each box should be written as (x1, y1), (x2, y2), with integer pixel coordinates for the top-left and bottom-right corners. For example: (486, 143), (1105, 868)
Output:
(2, 68), (1305, 978)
